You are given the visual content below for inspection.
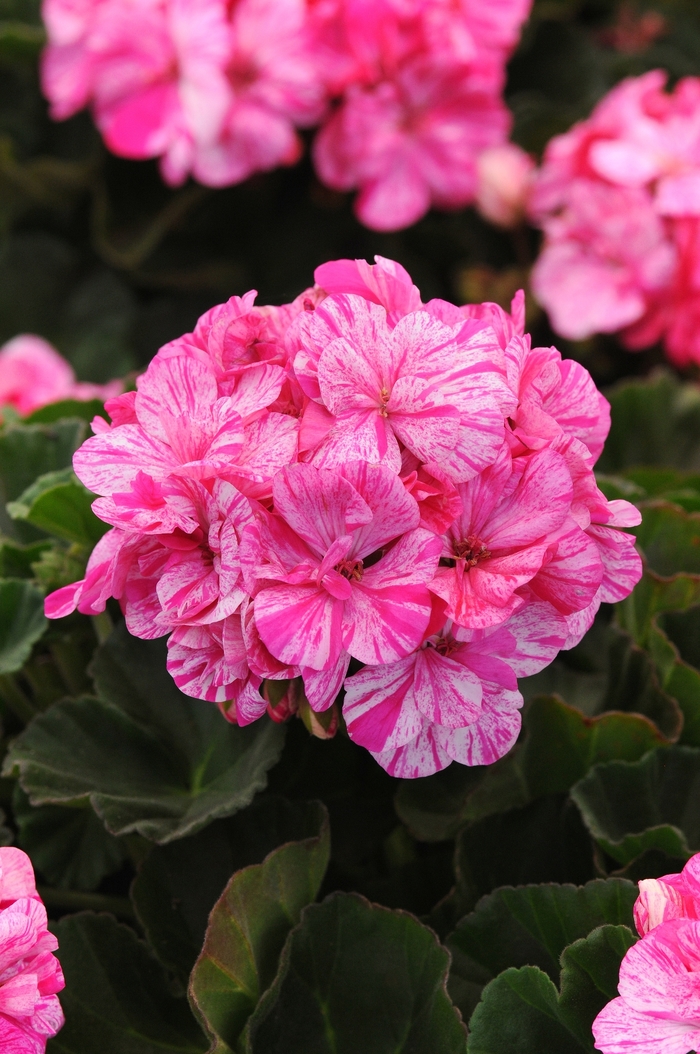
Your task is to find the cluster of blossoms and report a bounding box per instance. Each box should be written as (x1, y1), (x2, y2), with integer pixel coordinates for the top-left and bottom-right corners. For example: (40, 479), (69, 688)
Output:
(594, 852), (700, 1054)
(45, 255), (641, 778)
(0, 335), (120, 418)
(531, 70), (700, 368)
(40, 0), (532, 231)
(0, 848), (64, 1052)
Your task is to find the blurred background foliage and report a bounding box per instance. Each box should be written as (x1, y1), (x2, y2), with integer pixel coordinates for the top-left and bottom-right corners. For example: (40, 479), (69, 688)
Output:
(0, 0), (699, 392)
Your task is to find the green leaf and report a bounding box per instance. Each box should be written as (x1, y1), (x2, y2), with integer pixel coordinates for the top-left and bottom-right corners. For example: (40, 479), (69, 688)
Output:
(3, 625), (286, 843)
(454, 795), (595, 916)
(597, 369), (700, 474)
(466, 926), (636, 1054)
(0, 419), (87, 541)
(245, 892), (467, 1054)
(0, 577), (46, 672)
(600, 627), (682, 741)
(570, 746), (700, 865)
(8, 467), (107, 545)
(395, 696), (664, 843)
(13, 785), (126, 891)
(133, 797), (329, 985)
(0, 538), (51, 577)
(446, 879), (636, 1021)
(617, 568), (700, 647)
(48, 913), (207, 1054)
(26, 398), (109, 425)
(188, 800), (330, 1054)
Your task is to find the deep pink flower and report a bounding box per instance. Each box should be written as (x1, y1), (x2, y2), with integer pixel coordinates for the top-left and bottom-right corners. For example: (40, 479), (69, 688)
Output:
(0, 335), (120, 416)
(344, 600), (567, 777)
(0, 848), (65, 1053)
(592, 919), (700, 1054)
(246, 461), (442, 669)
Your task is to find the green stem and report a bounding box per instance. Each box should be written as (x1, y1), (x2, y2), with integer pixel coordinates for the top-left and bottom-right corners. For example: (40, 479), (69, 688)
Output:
(38, 886), (136, 921)
(0, 674), (37, 723)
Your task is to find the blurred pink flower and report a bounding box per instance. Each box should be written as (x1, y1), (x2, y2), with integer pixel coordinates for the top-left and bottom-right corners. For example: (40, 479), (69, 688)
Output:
(531, 70), (700, 364)
(0, 848), (65, 1053)
(0, 335), (120, 416)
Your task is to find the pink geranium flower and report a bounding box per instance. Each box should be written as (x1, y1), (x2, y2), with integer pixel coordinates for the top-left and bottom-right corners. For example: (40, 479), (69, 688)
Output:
(344, 600), (567, 777)
(531, 70), (700, 365)
(634, 854), (700, 937)
(0, 848), (65, 1053)
(294, 292), (514, 481)
(592, 919), (700, 1054)
(246, 461), (442, 669)
(43, 255), (640, 778)
(0, 335), (120, 417)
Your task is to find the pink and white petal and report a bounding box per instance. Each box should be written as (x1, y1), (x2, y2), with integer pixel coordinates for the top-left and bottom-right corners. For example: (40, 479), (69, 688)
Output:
(592, 995), (700, 1054)
(135, 354), (218, 443)
(0, 849), (38, 905)
(73, 424), (175, 494)
(433, 405), (507, 483)
(301, 652), (350, 712)
(371, 726), (453, 779)
(340, 461), (421, 557)
(588, 524), (643, 604)
(343, 580), (433, 665)
(413, 647), (483, 728)
(529, 523), (604, 615)
(231, 412), (298, 487)
(361, 528), (442, 591)
(485, 449), (573, 550)
(310, 409), (401, 473)
(343, 655), (424, 753)
(488, 601), (569, 677)
(272, 464), (372, 555)
(254, 583), (344, 671)
(437, 688), (523, 766)
(563, 594), (602, 650)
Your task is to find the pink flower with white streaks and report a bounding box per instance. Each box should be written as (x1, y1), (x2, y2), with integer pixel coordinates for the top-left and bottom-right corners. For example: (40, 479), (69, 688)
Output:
(0, 335), (121, 417)
(344, 600), (567, 777)
(429, 443), (601, 629)
(245, 461), (442, 670)
(633, 854), (700, 937)
(166, 614), (263, 718)
(294, 292), (514, 482)
(592, 919), (700, 1054)
(0, 848), (65, 1053)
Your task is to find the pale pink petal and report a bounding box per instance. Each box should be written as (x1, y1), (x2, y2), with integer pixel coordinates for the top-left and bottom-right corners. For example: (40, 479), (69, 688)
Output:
(371, 727), (452, 779)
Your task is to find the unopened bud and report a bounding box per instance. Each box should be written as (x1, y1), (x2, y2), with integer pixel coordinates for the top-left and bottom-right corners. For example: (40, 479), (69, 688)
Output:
(475, 143), (535, 229)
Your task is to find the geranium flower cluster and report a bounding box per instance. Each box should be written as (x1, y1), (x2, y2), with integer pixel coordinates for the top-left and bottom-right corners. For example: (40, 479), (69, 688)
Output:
(531, 70), (700, 368)
(0, 848), (65, 1052)
(593, 853), (700, 1054)
(45, 255), (642, 778)
(40, 0), (532, 231)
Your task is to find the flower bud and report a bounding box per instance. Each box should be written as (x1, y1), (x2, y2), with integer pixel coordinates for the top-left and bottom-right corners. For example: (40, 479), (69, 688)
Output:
(475, 143), (535, 228)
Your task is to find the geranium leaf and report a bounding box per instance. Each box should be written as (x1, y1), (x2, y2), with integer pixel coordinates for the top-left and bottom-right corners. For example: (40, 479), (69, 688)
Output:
(188, 800), (329, 1053)
(632, 501), (700, 576)
(570, 745), (700, 864)
(8, 467), (107, 545)
(133, 797), (328, 986)
(245, 892), (467, 1054)
(48, 913), (207, 1054)
(13, 785), (126, 891)
(0, 577), (47, 672)
(466, 925), (636, 1054)
(3, 626), (286, 843)
(26, 398), (110, 424)
(446, 879), (636, 1021)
